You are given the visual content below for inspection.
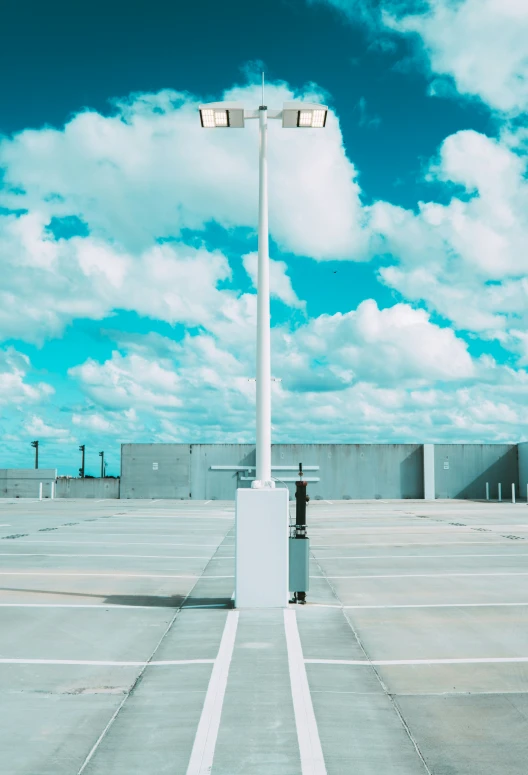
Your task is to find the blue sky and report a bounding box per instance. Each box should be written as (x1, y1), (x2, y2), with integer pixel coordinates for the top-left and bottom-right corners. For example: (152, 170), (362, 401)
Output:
(0, 0), (527, 475)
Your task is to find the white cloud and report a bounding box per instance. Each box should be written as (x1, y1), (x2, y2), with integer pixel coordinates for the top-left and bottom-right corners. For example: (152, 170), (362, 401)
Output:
(313, 0), (528, 115)
(23, 415), (72, 440)
(242, 252), (305, 308)
(0, 83), (365, 260)
(372, 129), (528, 335)
(383, 0), (528, 115)
(0, 348), (53, 405)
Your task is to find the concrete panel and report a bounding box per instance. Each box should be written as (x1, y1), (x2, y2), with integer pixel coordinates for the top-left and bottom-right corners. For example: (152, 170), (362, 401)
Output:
(0, 469), (56, 498)
(270, 444), (424, 501)
(434, 444), (518, 500)
(56, 477), (120, 499)
(190, 444), (255, 500)
(120, 444), (191, 499)
(518, 442), (528, 500)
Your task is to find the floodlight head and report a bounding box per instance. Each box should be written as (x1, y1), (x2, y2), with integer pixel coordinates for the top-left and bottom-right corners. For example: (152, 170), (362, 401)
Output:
(282, 102), (328, 129)
(199, 102), (245, 128)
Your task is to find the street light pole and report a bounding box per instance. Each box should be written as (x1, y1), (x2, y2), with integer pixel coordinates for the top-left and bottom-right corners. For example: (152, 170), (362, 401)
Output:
(198, 94), (328, 608)
(31, 440), (39, 469)
(255, 103), (272, 489)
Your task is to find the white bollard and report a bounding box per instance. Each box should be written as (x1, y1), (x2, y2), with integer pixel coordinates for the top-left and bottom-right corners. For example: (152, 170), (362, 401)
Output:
(486, 482), (490, 501)
(498, 483), (502, 502)
(512, 483), (516, 504)
(38, 482), (43, 501)
(51, 481), (55, 500)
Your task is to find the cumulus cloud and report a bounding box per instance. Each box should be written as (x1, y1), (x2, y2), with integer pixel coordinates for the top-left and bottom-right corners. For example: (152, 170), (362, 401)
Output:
(66, 317), (528, 444)
(0, 83), (365, 260)
(372, 129), (528, 335)
(0, 348), (53, 405)
(312, 0), (528, 115)
(242, 252), (305, 308)
(383, 0), (528, 115)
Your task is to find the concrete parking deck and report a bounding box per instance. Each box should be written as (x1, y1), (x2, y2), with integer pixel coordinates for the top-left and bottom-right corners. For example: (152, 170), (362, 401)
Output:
(0, 497), (527, 774)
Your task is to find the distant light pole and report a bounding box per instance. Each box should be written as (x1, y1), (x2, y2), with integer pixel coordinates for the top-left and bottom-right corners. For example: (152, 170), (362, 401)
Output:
(99, 451), (105, 478)
(199, 83), (327, 488)
(31, 440), (39, 469)
(79, 445), (85, 478)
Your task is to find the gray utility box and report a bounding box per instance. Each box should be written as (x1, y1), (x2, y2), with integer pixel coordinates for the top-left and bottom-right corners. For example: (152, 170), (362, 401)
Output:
(289, 537), (310, 593)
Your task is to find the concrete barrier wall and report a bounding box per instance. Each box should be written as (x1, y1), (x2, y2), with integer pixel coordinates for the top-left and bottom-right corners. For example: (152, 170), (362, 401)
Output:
(434, 444), (518, 500)
(518, 443), (528, 500)
(0, 469), (57, 498)
(120, 444), (191, 499)
(56, 478), (120, 499)
(121, 443), (424, 500)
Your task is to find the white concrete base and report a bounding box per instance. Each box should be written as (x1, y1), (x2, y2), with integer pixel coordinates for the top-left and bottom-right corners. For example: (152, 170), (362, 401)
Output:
(235, 487), (289, 608)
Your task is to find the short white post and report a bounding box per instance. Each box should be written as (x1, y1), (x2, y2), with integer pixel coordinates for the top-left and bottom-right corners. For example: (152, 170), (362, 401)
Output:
(38, 482), (43, 501)
(512, 483), (516, 504)
(485, 482), (490, 501)
(51, 481), (55, 500)
(498, 483), (502, 502)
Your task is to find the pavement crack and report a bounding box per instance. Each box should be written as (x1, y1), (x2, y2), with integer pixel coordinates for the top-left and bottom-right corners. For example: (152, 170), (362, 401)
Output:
(311, 551), (434, 775)
(76, 524), (234, 774)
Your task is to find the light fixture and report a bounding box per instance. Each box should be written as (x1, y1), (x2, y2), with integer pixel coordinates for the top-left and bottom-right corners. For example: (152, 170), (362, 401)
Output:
(199, 102), (245, 128)
(282, 101), (328, 129)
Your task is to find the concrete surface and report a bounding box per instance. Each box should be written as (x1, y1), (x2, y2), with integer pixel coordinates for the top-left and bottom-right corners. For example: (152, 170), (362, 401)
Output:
(0, 497), (527, 773)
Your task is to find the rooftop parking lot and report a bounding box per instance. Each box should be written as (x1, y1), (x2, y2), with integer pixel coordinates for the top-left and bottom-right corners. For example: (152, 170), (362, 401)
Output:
(0, 497), (527, 774)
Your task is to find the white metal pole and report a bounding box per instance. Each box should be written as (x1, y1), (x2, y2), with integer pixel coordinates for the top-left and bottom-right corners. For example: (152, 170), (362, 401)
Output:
(253, 104), (272, 489)
(485, 482), (489, 501)
(498, 483), (502, 502)
(512, 483), (515, 504)
(38, 482), (42, 501)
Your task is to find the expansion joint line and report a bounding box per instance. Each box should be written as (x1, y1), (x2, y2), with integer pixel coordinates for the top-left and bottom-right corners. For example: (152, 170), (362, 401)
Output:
(76, 525), (234, 775)
(311, 551), (433, 775)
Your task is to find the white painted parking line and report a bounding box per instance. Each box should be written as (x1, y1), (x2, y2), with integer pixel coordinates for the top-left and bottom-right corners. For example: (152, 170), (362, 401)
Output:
(305, 657), (528, 666)
(186, 610), (239, 775)
(313, 541), (510, 547)
(0, 553), (234, 560)
(312, 553), (528, 560)
(284, 609), (327, 775)
(0, 603), (175, 609)
(5, 540), (231, 547)
(312, 572), (528, 579)
(324, 501), (333, 505)
(311, 602), (528, 610)
(0, 571), (234, 579)
(0, 658), (215, 666)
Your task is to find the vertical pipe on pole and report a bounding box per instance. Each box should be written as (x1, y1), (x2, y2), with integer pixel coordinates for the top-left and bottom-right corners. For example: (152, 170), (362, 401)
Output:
(512, 483), (515, 504)
(253, 104), (272, 489)
(485, 482), (489, 501)
(498, 483), (502, 502)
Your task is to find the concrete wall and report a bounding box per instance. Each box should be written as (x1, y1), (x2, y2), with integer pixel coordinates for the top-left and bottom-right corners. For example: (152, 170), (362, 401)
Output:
(120, 444), (191, 499)
(56, 478), (120, 499)
(434, 444), (518, 500)
(0, 469), (57, 498)
(518, 443), (528, 500)
(121, 443), (424, 500)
